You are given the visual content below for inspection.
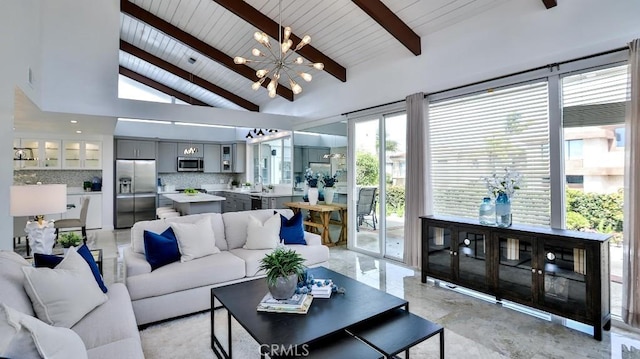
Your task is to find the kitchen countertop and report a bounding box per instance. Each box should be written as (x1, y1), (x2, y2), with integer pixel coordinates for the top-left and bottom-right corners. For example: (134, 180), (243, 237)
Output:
(162, 193), (226, 203)
(222, 190), (294, 198)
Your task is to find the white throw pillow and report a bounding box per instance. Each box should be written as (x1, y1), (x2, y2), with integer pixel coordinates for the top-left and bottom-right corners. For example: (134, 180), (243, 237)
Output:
(171, 217), (220, 262)
(1, 303), (87, 359)
(244, 214), (281, 249)
(22, 247), (108, 328)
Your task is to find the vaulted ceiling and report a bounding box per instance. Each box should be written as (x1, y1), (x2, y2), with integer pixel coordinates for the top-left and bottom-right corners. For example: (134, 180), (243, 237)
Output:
(118, 0), (557, 113)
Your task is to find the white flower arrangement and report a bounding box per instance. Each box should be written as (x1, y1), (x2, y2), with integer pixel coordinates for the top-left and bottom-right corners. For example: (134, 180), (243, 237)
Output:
(484, 168), (522, 198)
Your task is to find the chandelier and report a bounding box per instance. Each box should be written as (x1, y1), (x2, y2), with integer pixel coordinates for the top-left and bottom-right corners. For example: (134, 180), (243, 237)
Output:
(233, 0), (324, 98)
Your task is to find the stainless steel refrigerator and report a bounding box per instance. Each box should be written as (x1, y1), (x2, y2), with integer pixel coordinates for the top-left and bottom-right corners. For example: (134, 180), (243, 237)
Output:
(115, 160), (157, 228)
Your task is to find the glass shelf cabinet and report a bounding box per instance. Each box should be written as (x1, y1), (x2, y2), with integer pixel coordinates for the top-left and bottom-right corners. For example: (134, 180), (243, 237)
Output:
(421, 215), (611, 340)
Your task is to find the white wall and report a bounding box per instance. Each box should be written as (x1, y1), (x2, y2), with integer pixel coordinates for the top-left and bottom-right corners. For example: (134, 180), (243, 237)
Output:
(262, 0), (640, 119)
(0, 0), (43, 250)
(39, 0), (120, 115)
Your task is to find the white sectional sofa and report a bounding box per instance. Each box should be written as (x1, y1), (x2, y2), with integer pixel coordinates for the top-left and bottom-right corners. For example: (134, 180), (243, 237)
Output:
(124, 209), (330, 326)
(0, 250), (144, 358)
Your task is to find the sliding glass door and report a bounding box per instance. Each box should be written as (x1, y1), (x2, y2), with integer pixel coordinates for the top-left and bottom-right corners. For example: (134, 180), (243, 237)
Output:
(350, 112), (407, 260)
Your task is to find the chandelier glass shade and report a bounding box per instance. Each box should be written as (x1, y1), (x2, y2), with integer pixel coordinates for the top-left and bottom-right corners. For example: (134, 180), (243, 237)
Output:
(234, 1), (324, 98)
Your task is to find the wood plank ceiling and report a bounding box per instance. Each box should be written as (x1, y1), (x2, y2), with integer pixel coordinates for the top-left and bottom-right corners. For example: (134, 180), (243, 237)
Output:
(119, 0), (549, 112)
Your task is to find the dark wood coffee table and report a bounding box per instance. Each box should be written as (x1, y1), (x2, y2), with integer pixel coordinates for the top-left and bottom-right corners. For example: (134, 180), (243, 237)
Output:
(211, 267), (410, 358)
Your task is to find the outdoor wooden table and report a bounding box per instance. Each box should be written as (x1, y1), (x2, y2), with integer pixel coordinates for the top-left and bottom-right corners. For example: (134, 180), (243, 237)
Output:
(283, 202), (347, 246)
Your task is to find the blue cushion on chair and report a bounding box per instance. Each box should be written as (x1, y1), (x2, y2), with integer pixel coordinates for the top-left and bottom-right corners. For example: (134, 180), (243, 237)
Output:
(279, 211), (307, 245)
(144, 227), (181, 271)
(77, 244), (108, 293)
(33, 253), (63, 268)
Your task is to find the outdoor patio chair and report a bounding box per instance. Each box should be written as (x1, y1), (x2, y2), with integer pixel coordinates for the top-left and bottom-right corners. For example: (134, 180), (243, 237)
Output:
(356, 187), (377, 231)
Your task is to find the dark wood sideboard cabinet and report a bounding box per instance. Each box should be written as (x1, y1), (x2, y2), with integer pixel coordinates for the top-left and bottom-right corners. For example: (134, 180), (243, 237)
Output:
(420, 215), (612, 340)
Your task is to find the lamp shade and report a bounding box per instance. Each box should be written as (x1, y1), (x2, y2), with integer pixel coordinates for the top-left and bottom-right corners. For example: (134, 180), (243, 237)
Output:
(10, 184), (67, 216)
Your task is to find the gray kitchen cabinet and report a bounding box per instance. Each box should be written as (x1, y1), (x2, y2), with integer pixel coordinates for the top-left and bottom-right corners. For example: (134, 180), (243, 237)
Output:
(116, 139), (156, 159)
(293, 146), (303, 173)
(234, 143), (246, 173)
(177, 142), (204, 157)
(157, 194), (173, 208)
(203, 144), (221, 173)
(221, 143), (246, 173)
(308, 147), (330, 163)
(157, 142), (178, 173)
(261, 196), (293, 209)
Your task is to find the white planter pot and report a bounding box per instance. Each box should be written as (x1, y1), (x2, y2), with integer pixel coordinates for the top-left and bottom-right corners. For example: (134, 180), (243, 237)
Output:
(324, 188), (335, 204)
(308, 188), (319, 205)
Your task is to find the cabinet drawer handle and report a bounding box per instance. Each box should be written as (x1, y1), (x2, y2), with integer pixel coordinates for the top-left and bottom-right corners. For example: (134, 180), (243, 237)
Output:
(449, 251), (453, 255)
(538, 270), (543, 275)
(531, 268), (536, 273)
(453, 252), (457, 256)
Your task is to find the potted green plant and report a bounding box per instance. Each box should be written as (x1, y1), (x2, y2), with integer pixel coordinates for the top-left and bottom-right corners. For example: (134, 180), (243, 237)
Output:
(58, 232), (82, 253)
(259, 247), (306, 299)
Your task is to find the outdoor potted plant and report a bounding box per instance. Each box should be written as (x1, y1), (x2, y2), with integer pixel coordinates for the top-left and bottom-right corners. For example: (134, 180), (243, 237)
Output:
(58, 232), (82, 254)
(259, 247), (306, 299)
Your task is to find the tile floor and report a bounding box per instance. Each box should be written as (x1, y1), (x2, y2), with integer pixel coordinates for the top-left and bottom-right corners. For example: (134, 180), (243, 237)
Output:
(28, 228), (640, 358)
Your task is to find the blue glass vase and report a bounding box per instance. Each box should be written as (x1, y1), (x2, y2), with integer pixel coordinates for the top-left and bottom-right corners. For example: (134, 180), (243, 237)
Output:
(495, 192), (512, 227)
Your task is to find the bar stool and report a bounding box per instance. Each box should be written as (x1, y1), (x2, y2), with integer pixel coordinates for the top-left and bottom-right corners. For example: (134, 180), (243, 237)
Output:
(156, 207), (175, 218)
(158, 211), (180, 219)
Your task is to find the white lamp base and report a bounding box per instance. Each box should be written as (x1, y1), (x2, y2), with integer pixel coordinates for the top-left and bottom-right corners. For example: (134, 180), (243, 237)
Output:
(25, 220), (56, 255)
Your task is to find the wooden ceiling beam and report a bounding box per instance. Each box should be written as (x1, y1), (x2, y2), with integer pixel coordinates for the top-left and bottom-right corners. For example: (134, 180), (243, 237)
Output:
(542, 0), (557, 9)
(120, 0), (293, 101)
(120, 40), (259, 112)
(352, 0), (421, 56)
(119, 66), (211, 107)
(211, 0), (347, 82)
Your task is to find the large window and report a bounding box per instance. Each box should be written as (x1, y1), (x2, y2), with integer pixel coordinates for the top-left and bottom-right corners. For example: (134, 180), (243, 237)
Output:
(561, 64), (629, 318)
(429, 81), (551, 226)
(118, 75), (191, 105)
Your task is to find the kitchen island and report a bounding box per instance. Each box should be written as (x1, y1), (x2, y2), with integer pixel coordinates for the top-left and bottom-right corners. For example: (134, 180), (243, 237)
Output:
(162, 193), (226, 215)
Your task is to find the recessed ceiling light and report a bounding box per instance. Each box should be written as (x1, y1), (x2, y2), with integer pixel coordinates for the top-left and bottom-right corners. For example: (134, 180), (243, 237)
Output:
(76, 130), (82, 134)
(70, 120), (78, 124)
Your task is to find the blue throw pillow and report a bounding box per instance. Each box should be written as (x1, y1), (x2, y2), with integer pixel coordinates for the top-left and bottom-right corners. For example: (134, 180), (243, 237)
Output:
(144, 227), (181, 271)
(33, 253), (63, 268)
(279, 211), (307, 245)
(77, 244), (108, 293)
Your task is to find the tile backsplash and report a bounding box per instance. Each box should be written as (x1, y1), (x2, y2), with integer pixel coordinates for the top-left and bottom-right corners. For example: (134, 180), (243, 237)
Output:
(14, 170), (102, 187)
(159, 172), (244, 189)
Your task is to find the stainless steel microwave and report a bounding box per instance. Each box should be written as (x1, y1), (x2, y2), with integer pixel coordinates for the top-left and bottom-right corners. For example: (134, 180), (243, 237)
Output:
(177, 157), (204, 172)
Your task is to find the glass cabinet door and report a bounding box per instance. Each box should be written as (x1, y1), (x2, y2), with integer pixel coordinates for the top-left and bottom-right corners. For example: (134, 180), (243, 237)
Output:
(425, 226), (453, 279)
(83, 141), (101, 169)
(541, 243), (588, 316)
(63, 141), (81, 168)
(497, 234), (536, 302)
(457, 229), (488, 291)
(20, 139), (41, 169)
(43, 140), (60, 168)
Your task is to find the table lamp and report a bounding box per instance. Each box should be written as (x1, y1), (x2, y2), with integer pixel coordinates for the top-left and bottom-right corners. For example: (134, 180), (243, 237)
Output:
(10, 184), (67, 225)
(10, 184), (67, 255)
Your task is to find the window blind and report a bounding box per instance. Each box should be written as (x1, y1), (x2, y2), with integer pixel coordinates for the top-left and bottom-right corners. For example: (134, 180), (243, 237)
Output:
(562, 65), (629, 128)
(429, 81), (551, 226)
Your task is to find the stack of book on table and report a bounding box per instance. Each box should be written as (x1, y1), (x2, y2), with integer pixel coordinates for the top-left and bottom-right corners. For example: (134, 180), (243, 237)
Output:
(257, 292), (313, 314)
(310, 279), (333, 298)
